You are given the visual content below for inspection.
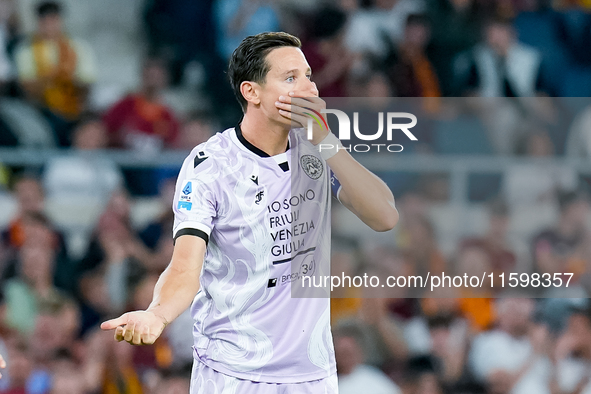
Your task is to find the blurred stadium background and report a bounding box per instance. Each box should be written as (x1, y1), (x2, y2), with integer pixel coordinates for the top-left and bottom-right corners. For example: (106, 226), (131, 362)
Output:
(2, 0), (591, 393)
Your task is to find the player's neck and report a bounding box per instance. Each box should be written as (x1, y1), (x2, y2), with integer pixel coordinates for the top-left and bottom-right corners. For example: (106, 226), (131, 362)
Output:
(240, 113), (289, 157)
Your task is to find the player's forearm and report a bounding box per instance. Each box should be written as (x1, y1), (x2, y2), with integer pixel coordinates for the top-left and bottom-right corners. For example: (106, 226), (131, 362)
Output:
(327, 149), (398, 231)
(146, 262), (201, 324)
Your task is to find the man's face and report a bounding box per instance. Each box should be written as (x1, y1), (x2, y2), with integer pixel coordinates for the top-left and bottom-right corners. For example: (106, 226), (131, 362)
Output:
(16, 178), (44, 214)
(38, 14), (62, 39)
(73, 121), (107, 150)
(252, 46), (317, 125)
(142, 64), (168, 92)
(564, 199), (590, 230)
(405, 23), (430, 48)
(334, 336), (363, 375)
(496, 298), (534, 335)
(486, 24), (514, 56)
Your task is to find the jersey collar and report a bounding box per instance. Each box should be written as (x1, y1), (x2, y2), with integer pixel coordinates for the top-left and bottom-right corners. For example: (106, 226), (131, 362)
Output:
(234, 123), (290, 158)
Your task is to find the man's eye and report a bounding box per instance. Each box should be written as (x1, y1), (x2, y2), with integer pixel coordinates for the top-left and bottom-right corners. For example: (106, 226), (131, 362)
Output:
(286, 76), (295, 82)
(306, 74), (312, 80)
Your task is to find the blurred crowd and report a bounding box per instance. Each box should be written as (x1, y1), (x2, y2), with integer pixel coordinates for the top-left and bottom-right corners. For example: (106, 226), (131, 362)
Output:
(1, 0), (591, 393)
(330, 187), (591, 394)
(0, 0), (591, 155)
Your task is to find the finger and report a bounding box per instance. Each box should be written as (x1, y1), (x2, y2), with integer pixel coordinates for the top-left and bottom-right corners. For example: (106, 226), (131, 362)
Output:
(123, 320), (135, 343)
(115, 326), (125, 342)
(276, 102), (317, 123)
(288, 101), (324, 119)
(279, 110), (309, 129)
(279, 106), (318, 128)
(284, 98), (327, 123)
(279, 94), (322, 106)
(141, 326), (155, 345)
(288, 91), (322, 102)
(101, 315), (128, 330)
(0, 354), (5, 368)
(275, 100), (291, 112)
(132, 324), (143, 345)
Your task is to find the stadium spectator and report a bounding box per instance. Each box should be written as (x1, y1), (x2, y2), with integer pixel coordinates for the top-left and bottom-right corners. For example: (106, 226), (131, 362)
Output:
(174, 112), (215, 150)
(330, 249), (362, 326)
(103, 58), (180, 152)
(144, 0), (238, 124)
(43, 115), (124, 212)
(344, 0), (426, 59)
(2, 211), (73, 294)
(150, 369), (191, 394)
(461, 198), (516, 276)
(14, 1), (96, 147)
(427, 0), (485, 96)
(48, 353), (87, 394)
(531, 190), (591, 291)
(504, 125), (578, 206)
(302, 6), (353, 97)
(28, 297), (81, 369)
(384, 14), (441, 98)
(566, 103), (591, 158)
(468, 298), (552, 394)
(454, 17), (543, 97)
(77, 268), (115, 335)
(2, 176), (46, 255)
(3, 241), (62, 335)
(355, 293), (409, 368)
(101, 340), (144, 394)
(143, 0), (216, 85)
(79, 189), (136, 273)
(78, 190), (148, 311)
(552, 304), (591, 393)
(0, 0), (18, 88)
(427, 314), (470, 389)
(399, 356), (448, 394)
(398, 215), (446, 278)
(334, 325), (403, 394)
(554, 0), (591, 66)
(0, 179), (69, 276)
(214, 0), (280, 61)
(405, 295), (464, 356)
(0, 340), (33, 394)
(453, 244), (497, 331)
(135, 178), (176, 273)
(162, 307), (194, 370)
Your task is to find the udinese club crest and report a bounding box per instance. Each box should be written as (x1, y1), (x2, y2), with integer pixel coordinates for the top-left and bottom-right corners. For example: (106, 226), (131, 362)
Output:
(300, 155), (323, 180)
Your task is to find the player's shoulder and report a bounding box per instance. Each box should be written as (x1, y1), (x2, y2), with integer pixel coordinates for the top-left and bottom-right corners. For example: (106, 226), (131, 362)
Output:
(181, 128), (235, 174)
(189, 128), (235, 159)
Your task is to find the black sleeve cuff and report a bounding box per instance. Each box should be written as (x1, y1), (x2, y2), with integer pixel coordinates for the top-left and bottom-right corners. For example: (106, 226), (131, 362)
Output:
(174, 228), (209, 245)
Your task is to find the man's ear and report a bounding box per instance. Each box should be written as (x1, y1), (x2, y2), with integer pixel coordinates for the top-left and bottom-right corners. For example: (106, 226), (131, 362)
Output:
(240, 81), (261, 106)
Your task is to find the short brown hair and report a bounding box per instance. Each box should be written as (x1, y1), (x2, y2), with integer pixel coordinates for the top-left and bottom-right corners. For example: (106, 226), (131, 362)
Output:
(228, 32), (301, 112)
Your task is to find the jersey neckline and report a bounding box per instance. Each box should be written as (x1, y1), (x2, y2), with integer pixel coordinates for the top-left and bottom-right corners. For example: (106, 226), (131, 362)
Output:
(232, 124), (291, 170)
(234, 123), (290, 158)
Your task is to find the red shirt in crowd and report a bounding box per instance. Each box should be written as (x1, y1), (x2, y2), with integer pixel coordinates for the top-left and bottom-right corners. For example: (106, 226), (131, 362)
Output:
(103, 94), (180, 150)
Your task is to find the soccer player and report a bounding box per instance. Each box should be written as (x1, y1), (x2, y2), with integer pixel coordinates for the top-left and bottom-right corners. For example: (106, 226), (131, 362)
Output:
(101, 32), (398, 393)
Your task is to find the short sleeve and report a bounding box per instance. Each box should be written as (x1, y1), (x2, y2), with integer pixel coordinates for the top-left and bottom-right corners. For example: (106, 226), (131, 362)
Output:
(172, 149), (218, 244)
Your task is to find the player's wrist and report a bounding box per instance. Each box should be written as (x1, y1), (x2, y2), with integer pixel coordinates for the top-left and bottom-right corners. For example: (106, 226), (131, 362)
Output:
(146, 307), (170, 327)
(315, 132), (342, 161)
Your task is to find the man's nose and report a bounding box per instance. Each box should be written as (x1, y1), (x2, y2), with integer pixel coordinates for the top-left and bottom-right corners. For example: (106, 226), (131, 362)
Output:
(301, 78), (319, 97)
